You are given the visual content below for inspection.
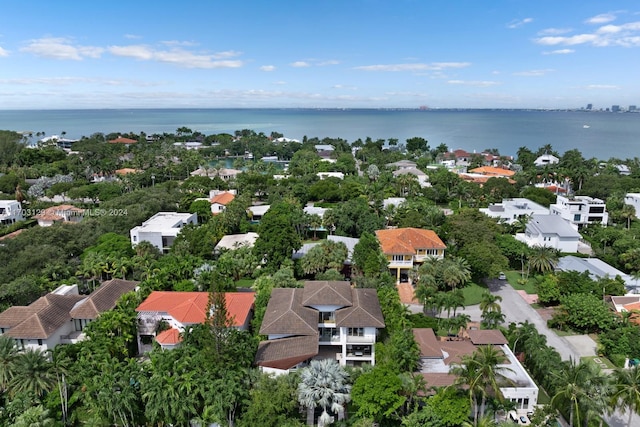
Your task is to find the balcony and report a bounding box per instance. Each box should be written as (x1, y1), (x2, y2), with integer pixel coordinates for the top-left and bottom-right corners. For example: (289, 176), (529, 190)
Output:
(346, 335), (375, 344)
(388, 259), (413, 267)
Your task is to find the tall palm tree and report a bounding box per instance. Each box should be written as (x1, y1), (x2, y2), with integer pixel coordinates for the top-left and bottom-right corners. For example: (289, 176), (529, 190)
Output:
(298, 359), (351, 426)
(451, 356), (483, 426)
(479, 292), (502, 313)
(550, 359), (592, 427)
(528, 245), (559, 275)
(441, 257), (472, 290)
(0, 335), (17, 392)
(10, 348), (56, 398)
(612, 365), (640, 427)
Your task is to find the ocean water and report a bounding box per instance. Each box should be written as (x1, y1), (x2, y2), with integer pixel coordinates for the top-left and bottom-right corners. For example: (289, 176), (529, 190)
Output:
(0, 108), (638, 160)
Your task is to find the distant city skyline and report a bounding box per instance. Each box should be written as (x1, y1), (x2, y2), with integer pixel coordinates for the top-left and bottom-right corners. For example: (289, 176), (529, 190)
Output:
(1, 1), (639, 110)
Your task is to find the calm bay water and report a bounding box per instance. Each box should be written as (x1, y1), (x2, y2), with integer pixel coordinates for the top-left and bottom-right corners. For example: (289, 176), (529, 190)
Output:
(0, 108), (638, 160)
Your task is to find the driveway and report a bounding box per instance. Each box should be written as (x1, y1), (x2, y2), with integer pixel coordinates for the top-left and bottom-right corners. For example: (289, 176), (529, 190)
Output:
(486, 278), (581, 361)
(485, 279), (639, 427)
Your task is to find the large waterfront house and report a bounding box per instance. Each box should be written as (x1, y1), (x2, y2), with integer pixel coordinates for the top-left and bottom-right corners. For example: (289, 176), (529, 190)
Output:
(375, 228), (446, 283)
(130, 212), (197, 253)
(414, 328), (538, 416)
(479, 198), (549, 225)
(255, 281), (385, 375)
(135, 291), (255, 352)
(515, 214), (581, 253)
(0, 200), (23, 225)
(0, 280), (138, 351)
(549, 195), (608, 229)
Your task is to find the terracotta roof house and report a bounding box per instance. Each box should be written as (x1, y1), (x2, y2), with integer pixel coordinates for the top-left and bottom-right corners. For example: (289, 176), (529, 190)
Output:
(468, 166), (516, 178)
(0, 285), (85, 351)
(255, 281), (385, 375)
(210, 191), (235, 214)
(414, 328), (538, 415)
(135, 291), (255, 351)
(69, 279), (139, 339)
(108, 136), (138, 144)
(115, 168), (142, 176)
(33, 205), (85, 227)
(375, 228), (446, 283)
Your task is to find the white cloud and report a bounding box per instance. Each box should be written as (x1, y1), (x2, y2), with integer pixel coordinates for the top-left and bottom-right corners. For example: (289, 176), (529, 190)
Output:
(542, 49), (575, 55)
(507, 18), (533, 29)
(317, 59), (339, 66)
(124, 34), (142, 40)
(586, 13), (617, 24)
(161, 40), (198, 47)
(0, 46), (8, 57)
(513, 69), (554, 76)
(21, 37), (103, 60)
(260, 65), (275, 71)
(213, 50), (242, 59)
(538, 28), (573, 36)
(447, 80), (500, 87)
(108, 44), (243, 68)
(586, 84), (620, 89)
(290, 61), (310, 67)
(354, 62), (470, 71)
(535, 20), (640, 47)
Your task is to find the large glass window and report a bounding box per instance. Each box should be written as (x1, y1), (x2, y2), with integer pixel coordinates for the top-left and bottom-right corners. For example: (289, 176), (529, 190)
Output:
(348, 327), (364, 337)
(319, 312), (335, 323)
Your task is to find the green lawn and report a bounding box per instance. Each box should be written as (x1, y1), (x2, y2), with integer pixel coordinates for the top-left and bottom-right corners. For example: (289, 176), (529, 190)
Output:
(235, 278), (255, 288)
(505, 270), (538, 294)
(463, 282), (488, 306)
(582, 355), (616, 369)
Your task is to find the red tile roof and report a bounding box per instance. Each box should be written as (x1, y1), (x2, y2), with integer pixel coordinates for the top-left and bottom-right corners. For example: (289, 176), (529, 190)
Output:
(210, 192), (235, 206)
(155, 328), (182, 345)
(108, 136), (137, 144)
(468, 166), (516, 177)
(376, 228), (446, 255)
(136, 291), (254, 327)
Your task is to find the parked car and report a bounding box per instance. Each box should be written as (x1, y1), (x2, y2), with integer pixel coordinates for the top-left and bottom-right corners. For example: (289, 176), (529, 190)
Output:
(498, 272), (506, 280)
(519, 415), (531, 425)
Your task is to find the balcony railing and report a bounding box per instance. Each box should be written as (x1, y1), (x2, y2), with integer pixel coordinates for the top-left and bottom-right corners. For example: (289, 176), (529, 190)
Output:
(346, 335), (375, 344)
(389, 260), (413, 266)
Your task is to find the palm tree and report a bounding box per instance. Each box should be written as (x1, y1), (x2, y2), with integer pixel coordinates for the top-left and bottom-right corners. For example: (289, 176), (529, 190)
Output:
(550, 359), (592, 427)
(298, 359), (351, 426)
(11, 405), (55, 427)
(528, 245), (559, 275)
(479, 292), (502, 314)
(0, 335), (17, 392)
(451, 357), (483, 426)
(441, 257), (472, 290)
(415, 283), (438, 315)
(462, 415), (498, 427)
(10, 349), (56, 398)
(612, 365), (640, 427)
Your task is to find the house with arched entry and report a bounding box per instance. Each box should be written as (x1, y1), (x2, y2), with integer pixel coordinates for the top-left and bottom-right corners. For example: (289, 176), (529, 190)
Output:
(375, 228), (446, 283)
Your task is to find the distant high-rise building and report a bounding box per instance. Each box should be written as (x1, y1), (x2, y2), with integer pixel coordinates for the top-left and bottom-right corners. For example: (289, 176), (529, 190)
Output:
(612, 105), (621, 112)
(629, 105), (637, 112)
(586, 103), (593, 110)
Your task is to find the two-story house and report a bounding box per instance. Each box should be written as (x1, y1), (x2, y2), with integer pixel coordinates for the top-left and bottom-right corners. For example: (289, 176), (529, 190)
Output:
(479, 198), (549, 225)
(375, 228), (446, 283)
(550, 195), (608, 229)
(135, 291), (255, 352)
(130, 212), (197, 253)
(0, 280), (139, 351)
(210, 190), (236, 215)
(255, 281), (385, 375)
(0, 200), (23, 225)
(515, 214), (581, 253)
(624, 193), (640, 220)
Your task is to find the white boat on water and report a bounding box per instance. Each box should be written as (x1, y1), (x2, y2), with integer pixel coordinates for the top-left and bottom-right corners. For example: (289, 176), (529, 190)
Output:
(583, 124), (590, 129)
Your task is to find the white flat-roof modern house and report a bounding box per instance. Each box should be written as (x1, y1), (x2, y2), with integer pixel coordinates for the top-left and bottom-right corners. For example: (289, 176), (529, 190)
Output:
(550, 195), (608, 229)
(516, 214), (581, 253)
(0, 200), (23, 225)
(479, 198), (549, 224)
(624, 193), (640, 219)
(130, 212), (197, 253)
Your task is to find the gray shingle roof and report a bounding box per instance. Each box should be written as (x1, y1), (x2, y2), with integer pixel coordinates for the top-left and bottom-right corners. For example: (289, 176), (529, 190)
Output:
(336, 288), (385, 328)
(302, 281), (353, 308)
(4, 294), (85, 339)
(255, 335), (319, 369)
(527, 214), (581, 238)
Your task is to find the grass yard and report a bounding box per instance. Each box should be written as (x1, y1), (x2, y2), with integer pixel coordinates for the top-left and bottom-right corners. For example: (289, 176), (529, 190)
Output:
(505, 270), (538, 294)
(235, 278), (255, 288)
(463, 282), (488, 306)
(582, 355), (616, 369)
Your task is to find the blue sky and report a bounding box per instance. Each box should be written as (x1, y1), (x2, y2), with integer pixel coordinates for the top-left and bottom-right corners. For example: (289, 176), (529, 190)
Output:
(1, 1), (639, 109)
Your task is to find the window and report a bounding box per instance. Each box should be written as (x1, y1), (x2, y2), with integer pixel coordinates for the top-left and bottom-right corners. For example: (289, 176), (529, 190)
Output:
(37, 339), (43, 346)
(319, 312), (335, 323)
(573, 214), (581, 222)
(133, 235), (137, 242)
(392, 255), (404, 261)
(348, 327), (364, 336)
